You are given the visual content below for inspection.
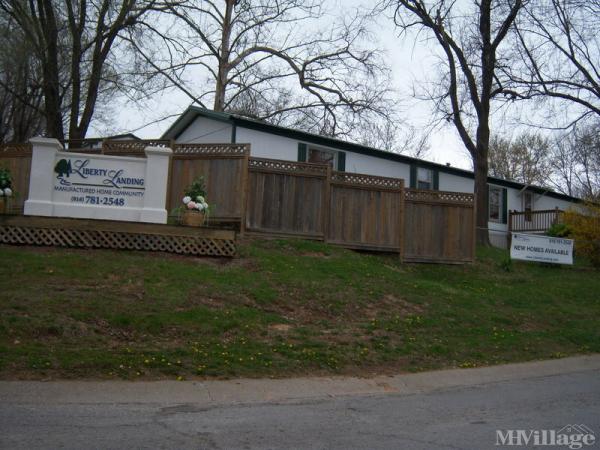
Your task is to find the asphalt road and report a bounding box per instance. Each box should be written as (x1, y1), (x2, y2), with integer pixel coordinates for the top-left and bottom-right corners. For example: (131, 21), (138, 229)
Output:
(1, 365), (599, 449)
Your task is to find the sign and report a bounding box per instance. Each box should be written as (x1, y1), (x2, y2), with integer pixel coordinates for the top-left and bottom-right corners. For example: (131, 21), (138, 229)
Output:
(510, 233), (574, 265)
(24, 137), (172, 223)
(52, 155), (146, 210)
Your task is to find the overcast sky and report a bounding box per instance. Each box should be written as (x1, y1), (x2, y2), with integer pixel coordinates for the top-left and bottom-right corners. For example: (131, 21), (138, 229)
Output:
(94, 0), (473, 170)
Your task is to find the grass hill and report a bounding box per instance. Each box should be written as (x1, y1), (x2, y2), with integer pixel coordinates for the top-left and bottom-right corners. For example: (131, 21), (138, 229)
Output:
(0, 240), (598, 379)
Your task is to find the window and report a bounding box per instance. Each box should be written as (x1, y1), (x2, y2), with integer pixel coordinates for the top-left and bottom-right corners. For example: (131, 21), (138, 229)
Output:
(298, 143), (345, 171)
(410, 164), (438, 190)
(308, 148), (336, 167)
(489, 186), (504, 222)
(417, 168), (432, 190)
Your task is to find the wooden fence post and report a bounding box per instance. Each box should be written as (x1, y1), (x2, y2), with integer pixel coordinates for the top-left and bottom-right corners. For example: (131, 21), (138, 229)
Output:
(239, 146), (250, 238)
(323, 164), (332, 243)
(472, 196), (477, 261)
(399, 179), (405, 261)
(508, 210), (513, 249)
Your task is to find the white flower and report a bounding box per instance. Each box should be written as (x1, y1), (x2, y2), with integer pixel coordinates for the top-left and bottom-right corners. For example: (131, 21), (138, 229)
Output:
(202, 202), (209, 210)
(3, 188), (11, 197)
(196, 203), (205, 211)
(0, 189), (4, 197)
(182, 196), (191, 204)
(196, 195), (205, 203)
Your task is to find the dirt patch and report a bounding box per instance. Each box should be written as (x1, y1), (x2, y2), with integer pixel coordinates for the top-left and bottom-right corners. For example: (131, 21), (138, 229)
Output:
(268, 324), (293, 332)
(300, 252), (331, 258)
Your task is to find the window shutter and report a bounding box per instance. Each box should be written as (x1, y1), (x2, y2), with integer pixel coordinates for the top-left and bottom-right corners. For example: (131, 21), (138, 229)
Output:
(337, 152), (346, 171)
(502, 188), (508, 224)
(409, 164), (417, 189)
(297, 143), (307, 162)
(433, 170), (439, 190)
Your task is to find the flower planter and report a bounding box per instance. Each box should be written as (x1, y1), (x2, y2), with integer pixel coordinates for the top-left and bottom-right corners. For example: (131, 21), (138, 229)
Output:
(182, 210), (205, 227)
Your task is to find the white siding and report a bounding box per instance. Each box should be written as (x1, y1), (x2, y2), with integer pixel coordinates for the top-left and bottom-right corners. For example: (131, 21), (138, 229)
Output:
(439, 172), (473, 193)
(344, 152), (410, 180)
(176, 117), (233, 143)
(236, 127), (298, 160)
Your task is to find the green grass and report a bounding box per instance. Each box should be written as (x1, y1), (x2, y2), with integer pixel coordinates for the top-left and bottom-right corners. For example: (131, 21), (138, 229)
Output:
(0, 240), (598, 380)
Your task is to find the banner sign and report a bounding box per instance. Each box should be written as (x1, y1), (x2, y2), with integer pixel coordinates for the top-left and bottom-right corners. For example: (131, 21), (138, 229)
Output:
(24, 137), (172, 224)
(510, 233), (574, 265)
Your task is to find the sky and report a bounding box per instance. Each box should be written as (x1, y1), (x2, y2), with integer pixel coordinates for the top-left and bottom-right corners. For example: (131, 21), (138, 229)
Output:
(94, 0), (474, 171)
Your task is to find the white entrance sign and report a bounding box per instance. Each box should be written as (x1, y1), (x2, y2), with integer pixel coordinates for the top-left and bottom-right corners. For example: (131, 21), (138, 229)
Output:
(510, 233), (574, 265)
(24, 137), (172, 223)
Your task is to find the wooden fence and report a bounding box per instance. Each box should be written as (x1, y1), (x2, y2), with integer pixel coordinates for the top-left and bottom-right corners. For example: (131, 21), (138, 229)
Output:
(0, 139), (476, 262)
(0, 144), (32, 214)
(246, 158), (329, 239)
(509, 208), (563, 233)
(403, 189), (475, 263)
(327, 171), (404, 252)
(169, 143), (249, 223)
(245, 159), (405, 252)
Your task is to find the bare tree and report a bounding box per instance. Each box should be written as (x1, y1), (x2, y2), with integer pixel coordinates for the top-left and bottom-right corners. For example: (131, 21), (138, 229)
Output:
(133, 0), (397, 138)
(0, 0), (169, 140)
(488, 132), (551, 186)
(388, 0), (525, 245)
(506, 0), (600, 126)
(357, 119), (430, 158)
(570, 122), (600, 200)
(548, 134), (578, 196)
(545, 123), (600, 200)
(0, 15), (45, 143)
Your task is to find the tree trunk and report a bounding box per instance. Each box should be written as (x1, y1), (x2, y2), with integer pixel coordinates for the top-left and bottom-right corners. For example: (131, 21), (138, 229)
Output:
(213, 0), (234, 111)
(474, 154), (490, 246)
(39, 0), (64, 140)
(474, 123), (492, 245)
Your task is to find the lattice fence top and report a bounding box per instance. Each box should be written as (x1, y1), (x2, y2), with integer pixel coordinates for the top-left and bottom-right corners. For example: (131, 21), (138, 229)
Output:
(102, 139), (171, 154)
(248, 157), (328, 176)
(331, 171), (404, 190)
(0, 143), (32, 157)
(173, 143), (249, 157)
(405, 189), (474, 205)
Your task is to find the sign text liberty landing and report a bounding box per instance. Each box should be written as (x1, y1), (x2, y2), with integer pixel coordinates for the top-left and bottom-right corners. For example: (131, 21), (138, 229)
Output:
(24, 137), (172, 224)
(52, 156), (146, 209)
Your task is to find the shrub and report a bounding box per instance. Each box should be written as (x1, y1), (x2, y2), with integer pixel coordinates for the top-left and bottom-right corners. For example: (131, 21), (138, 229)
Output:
(562, 203), (600, 267)
(546, 222), (572, 238)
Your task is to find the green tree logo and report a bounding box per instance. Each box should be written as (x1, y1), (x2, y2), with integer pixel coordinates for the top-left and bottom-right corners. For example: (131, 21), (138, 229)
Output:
(54, 159), (72, 179)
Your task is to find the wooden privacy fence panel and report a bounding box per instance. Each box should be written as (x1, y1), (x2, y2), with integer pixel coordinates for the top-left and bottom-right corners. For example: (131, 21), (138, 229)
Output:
(0, 144), (32, 214)
(403, 189), (475, 263)
(246, 158), (328, 238)
(328, 172), (403, 251)
(168, 143), (249, 222)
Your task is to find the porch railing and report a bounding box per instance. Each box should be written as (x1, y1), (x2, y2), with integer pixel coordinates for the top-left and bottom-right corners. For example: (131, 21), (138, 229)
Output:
(509, 208), (563, 233)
